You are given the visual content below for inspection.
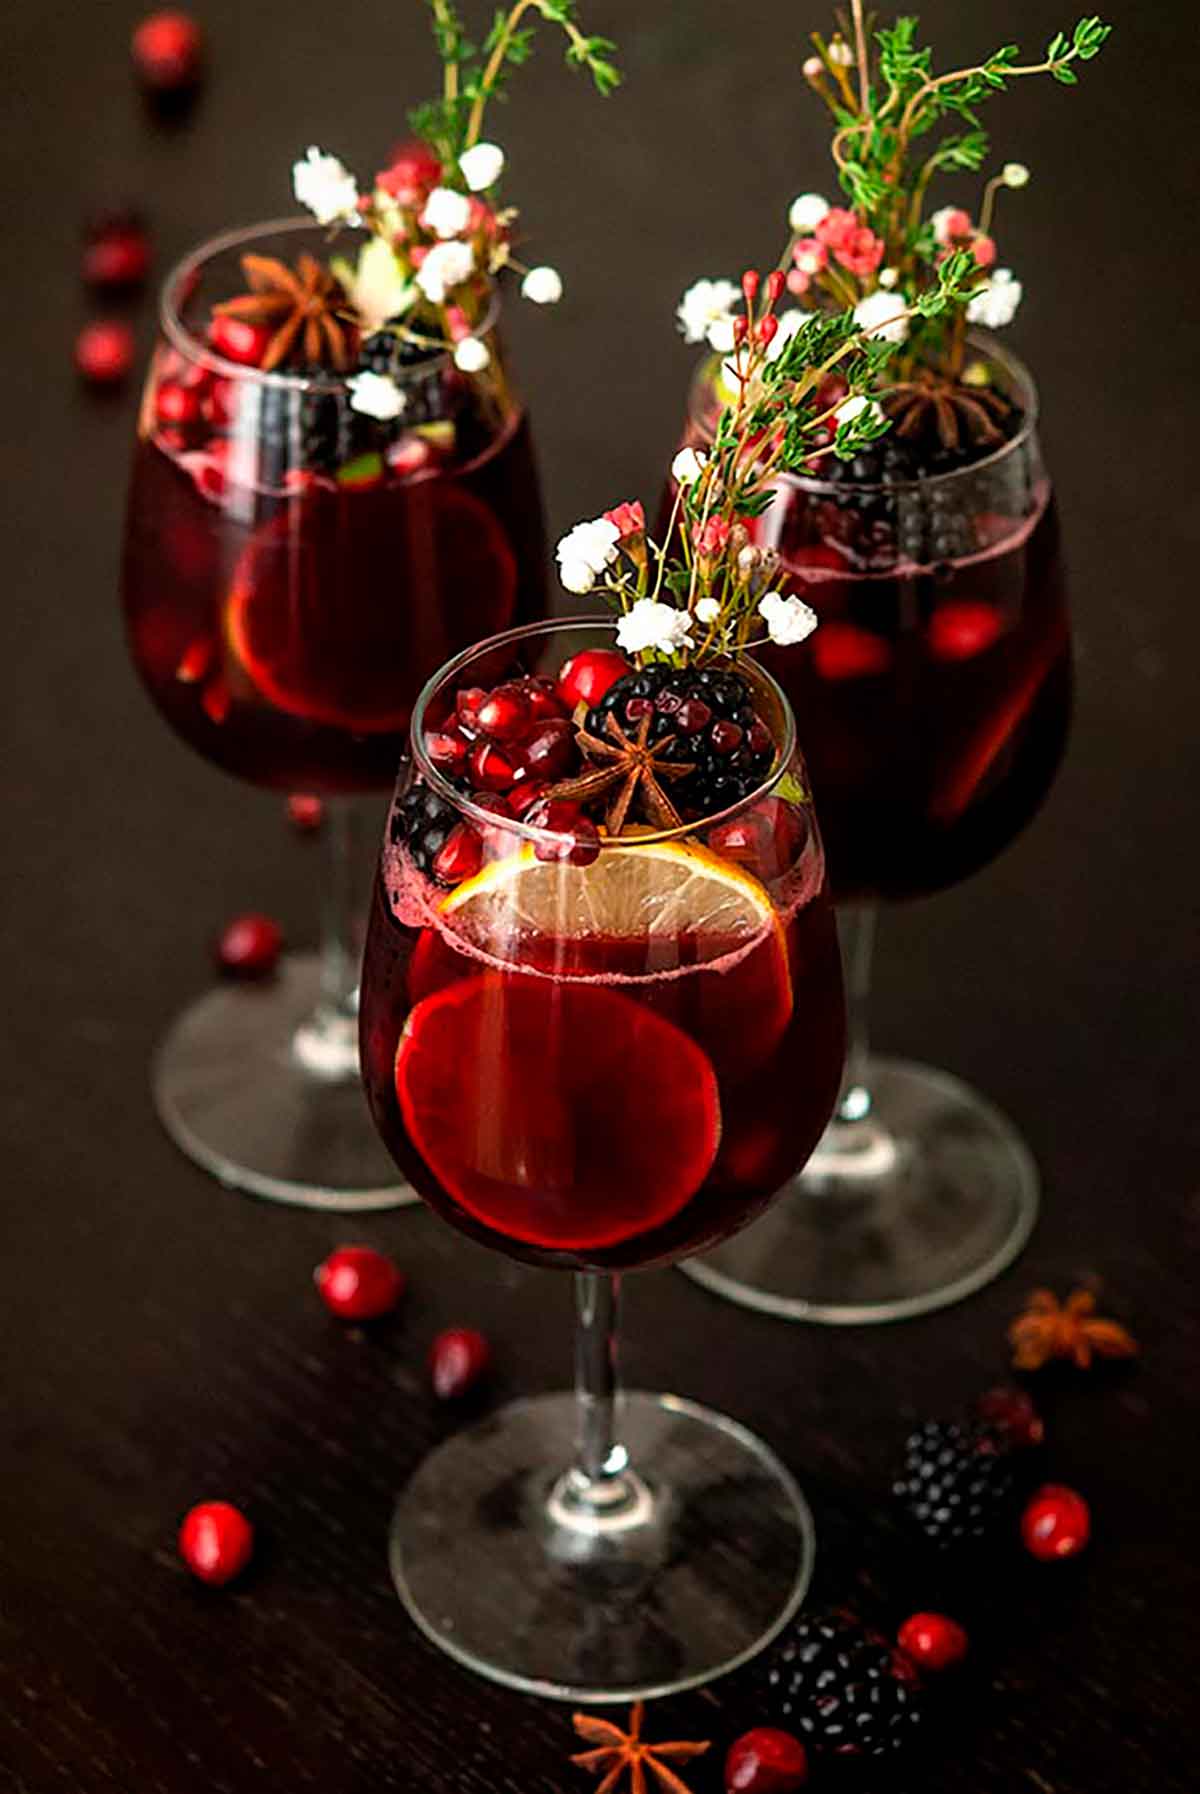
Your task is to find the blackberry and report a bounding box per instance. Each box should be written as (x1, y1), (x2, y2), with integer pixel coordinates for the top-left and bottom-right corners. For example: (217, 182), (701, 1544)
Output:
(251, 374), (358, 481)
(390, 780), (461, 880)
(894, 1418), (1017, 1548)
(356, 328), (451, 428)
(584, 664), (774, 821)
(761, 1611), (924, 1761)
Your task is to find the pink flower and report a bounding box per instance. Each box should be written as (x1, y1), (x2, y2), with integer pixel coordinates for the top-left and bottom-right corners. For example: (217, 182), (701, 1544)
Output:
(693, 517), (731, 559)
(444, 304), (471, 342)
(467, 198), (496, 237)
(792, 238), (828, 277)
(786, 268), (811, 297)
(604, 500), (646, 541)
(932, 206), (973, 246)
(971, 233), (997, 270)
(815, 207), (857, 251)
(834, 226), (885, 277)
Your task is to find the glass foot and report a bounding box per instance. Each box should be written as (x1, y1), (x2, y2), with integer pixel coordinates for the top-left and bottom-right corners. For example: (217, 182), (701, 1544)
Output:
(683, 1057), (1038, 1325)
(153, 952), (416, 1211)
(390, 1390), (815, 1703)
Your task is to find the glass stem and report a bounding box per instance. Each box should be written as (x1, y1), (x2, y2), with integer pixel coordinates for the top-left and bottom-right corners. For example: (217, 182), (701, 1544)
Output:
(836, 904), (877, 1125)
(318, 798), (362, 1025)
(573, 1272), (627, 1487)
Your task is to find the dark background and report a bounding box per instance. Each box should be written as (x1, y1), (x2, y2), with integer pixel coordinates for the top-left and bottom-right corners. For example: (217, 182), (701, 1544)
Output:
(3, 1), (1198, 1789)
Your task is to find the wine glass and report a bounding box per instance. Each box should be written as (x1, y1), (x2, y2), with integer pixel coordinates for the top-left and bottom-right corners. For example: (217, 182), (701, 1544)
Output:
(122, 218), (547, 1209)
(672, 334), (1067, 1320)
(358, 619), (845, 1700)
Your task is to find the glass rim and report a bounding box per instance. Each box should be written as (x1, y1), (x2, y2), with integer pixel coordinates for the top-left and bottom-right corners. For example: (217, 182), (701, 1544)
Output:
(408, 616), (800, 852)
(160, 216), (501, 390)
(689, 328), (1040, 496)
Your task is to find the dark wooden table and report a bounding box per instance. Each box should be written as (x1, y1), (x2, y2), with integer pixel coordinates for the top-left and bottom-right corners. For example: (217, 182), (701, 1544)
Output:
(3, 2), (1198, 1788)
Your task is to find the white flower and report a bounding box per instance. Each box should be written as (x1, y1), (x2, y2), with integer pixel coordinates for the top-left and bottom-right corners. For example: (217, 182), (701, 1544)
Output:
(422, 186), (473, 239)
(292, 146), (360, 227)
(789, 192), (830, 234)
(877, 266), (899, 289)
(347, 371), (406, 422)
(1002, 161), (1030, 189)
(676, 278), (740, 346)
(671, 447), (707, 486)
(459, 142), (505, 192)
(834, 394), (869, 425)
(802, 55), (825, 80)
(453, 336), (491, 373)
(695, 597), (721, 624)
(828, 39), (854, 65)
(415, 239), (476, 303)
(559, 559), (597, 595)
(765, 307), (812, 363)
(854, 288), (909, 345)
(615, 600), (695, 657)
(706, 314), (738, 354)
(966, 268), (1022, 329)
(349, 237), (415, 333)
(521, 265), (563, 305)
(758, 592), (819, 646)
(555, 517), (620, 593)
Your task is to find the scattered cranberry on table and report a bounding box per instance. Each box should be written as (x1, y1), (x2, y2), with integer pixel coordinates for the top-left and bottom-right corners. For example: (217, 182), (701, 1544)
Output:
(975, 1385), (1045, 1449)
(178, 1501), (254, 1586)
(82, 216), (150, 292)
(215, 913), (283, 979)
(75, 320), (135, 387)
(724, 1727), (808, 1793)
(1021, 1484), (1091, 1561)
(132, 9), (204, 92)
(314, 1245), (405, 1321)
(897, 1611), (969, 1672)
(285, 793), (325, 834)
(428, 1328), (491, 1400)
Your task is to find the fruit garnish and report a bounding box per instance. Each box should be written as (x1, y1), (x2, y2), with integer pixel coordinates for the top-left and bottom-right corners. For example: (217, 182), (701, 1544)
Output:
(75, 320), (134, 387)
(927, 600), (1006, 662)
(811, 621), (892, 681)
(974, 1386), (1045, 1448)
(557, 647), (631, 711)
(315, 1245), (405, 1320)
(896, 1612), (969, 1673)
(395, 975), (721, 1249)
(215, 913), (283, 979)
(213, 252), (355, 375)
(725, 1728), (808, 1793)
(893, 1418), (1017, 1549)
(1021, 1484), (1091, 1561)
(428, 1327), (491, 1399)
(1007, 1286), (1138, 1372)
(760, 1611), (923, 1761)
(83, 216), (150, 291)
(207, 313), (274, 369)
(546, 708), (696, 833)
(178, 1501), (253, 1587)
(132, 9), (204, 93)
(285, 793), (325, 833)
(571, 1703), (710, 1794)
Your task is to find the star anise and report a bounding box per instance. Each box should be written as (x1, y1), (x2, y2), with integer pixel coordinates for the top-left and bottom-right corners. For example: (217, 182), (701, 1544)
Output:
(546, 711), (695, 834)
(571, 1703), (710, 1794)
(213, 251), (355, 373)
(1008, 1286), (1139, 1372)
(882, 368), (1014, 454)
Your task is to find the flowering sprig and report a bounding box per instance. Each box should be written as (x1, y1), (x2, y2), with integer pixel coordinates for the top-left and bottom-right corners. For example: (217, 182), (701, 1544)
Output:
(559, 252), (978, 666)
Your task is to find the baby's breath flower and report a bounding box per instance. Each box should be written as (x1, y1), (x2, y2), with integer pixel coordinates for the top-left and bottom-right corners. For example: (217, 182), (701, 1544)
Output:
(877, 266), (900, 289)
(422, 186), (473, 239)
(854, 288), (909, 345)
(1002, 162), (1031, 188)
(759, 592), (818, 646)
(415, 239), (475, 303)
(555, 517), (620, 595)
(292, 147), (360, 227)
(671, 447), (707, 487)
(966, 268), (1022, 328)
(676, 278), (740, 346)
(616, 600), (695, 657)
(453, 336), (491, 373)
(347, 371), (406, 421)
(694, 597), (721, 624)
(521, 265), (563, 305)
(459, 142), (505, 192)
(789, 193), (830, 234)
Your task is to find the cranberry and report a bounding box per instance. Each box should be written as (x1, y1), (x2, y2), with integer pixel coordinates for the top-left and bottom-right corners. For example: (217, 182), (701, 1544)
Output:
(456, 685), (489, 734)
(203, 377), (237, 427)
(314, 1245), (405, 1320)
(557, 648), (631, 711)
(676, 699), (712, 733)
(215, 913), (283, 978)
(477, 683), (532, 742)
(208, 313), (273, 368)
(528, 800), (600, 867)
(928, 600), (1005, 662)
(429, 1327), (491, 1399)
(178, 1501), (254, 1586)
(469, 740), (519, 792)
(897, 1611), (969, 1672)
(434, 824), (484, 885)
(132, 9), (204, 91)
(155, 380), (202, 428)
(83, 227), (150, 291)
(811, 621), (892, 681)
(524, 677), (567, 722)
(425, 727), (470, 773)
(724, 1728), (808, 1792)
(509, 779), (550, 818)
(710, 720), (743, 755)
(518, 718), (574, 781)
(1021, 1484), (1091, 1561)
(975, 1386), (1045, 1449)
(75, 320), (134, 386)
(285, 793), (324, 834)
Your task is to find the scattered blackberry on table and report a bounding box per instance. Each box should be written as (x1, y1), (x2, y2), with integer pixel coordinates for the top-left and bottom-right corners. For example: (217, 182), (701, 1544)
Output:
(760, 1610), (924, 1761)
(583, 664), (775, 820)
(894, 1418), (1018, 1548)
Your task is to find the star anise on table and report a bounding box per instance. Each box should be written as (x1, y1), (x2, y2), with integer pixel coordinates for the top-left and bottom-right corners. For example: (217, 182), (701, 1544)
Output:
(571, 1703), (710, 1794)
(546, 712), (695, 833)
(882, 368), (1014, 454)
(213, 252), (355, 372)
(1008, 1286), (1139, 1371)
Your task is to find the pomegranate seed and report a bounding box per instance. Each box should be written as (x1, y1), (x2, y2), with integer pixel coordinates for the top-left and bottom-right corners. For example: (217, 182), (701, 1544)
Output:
(1021, 1484), (1091, 1561)
(178, 1501), (254, 1586)
(285, 793), (324, 834)
(975, 1386), (1045, 1449)
(433, 824), (484, 885)
(811, 621), (892, 681)
(132, 9), (204, 91)
(509, 779), (549, 818)
(155, 380), (202, 428)
(707, 814), (767, 861)
(518, 718), (574, 781)
(725, 1727), (808, 1792)
(676, 699), (712, 733)
(711, 720), (743, 755)
(175, 635), (214, 683)
(528, 799), (600, 867)
(75, 320), (134, 387)
(471, 792), (515, 818)
(456, 685), (489, 733)
(428, 1327), (491, 1400)
(215, 913), (282, 978)
(208, 314), (273, 368)
(203, 377), (237, 427)
(424, 727), (470, 772)
(469, 740), (519, 792)
(556, 649), (631, 711)
(897, 1611), (969, 1672)
(476, 684), (532, 742)
(201, 675), (231, 723)
(83, 229), (150, 291)
(524, 677), (567, 722)
(314, 1245), (405, 1320)
(928, 600), (1005, 662)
